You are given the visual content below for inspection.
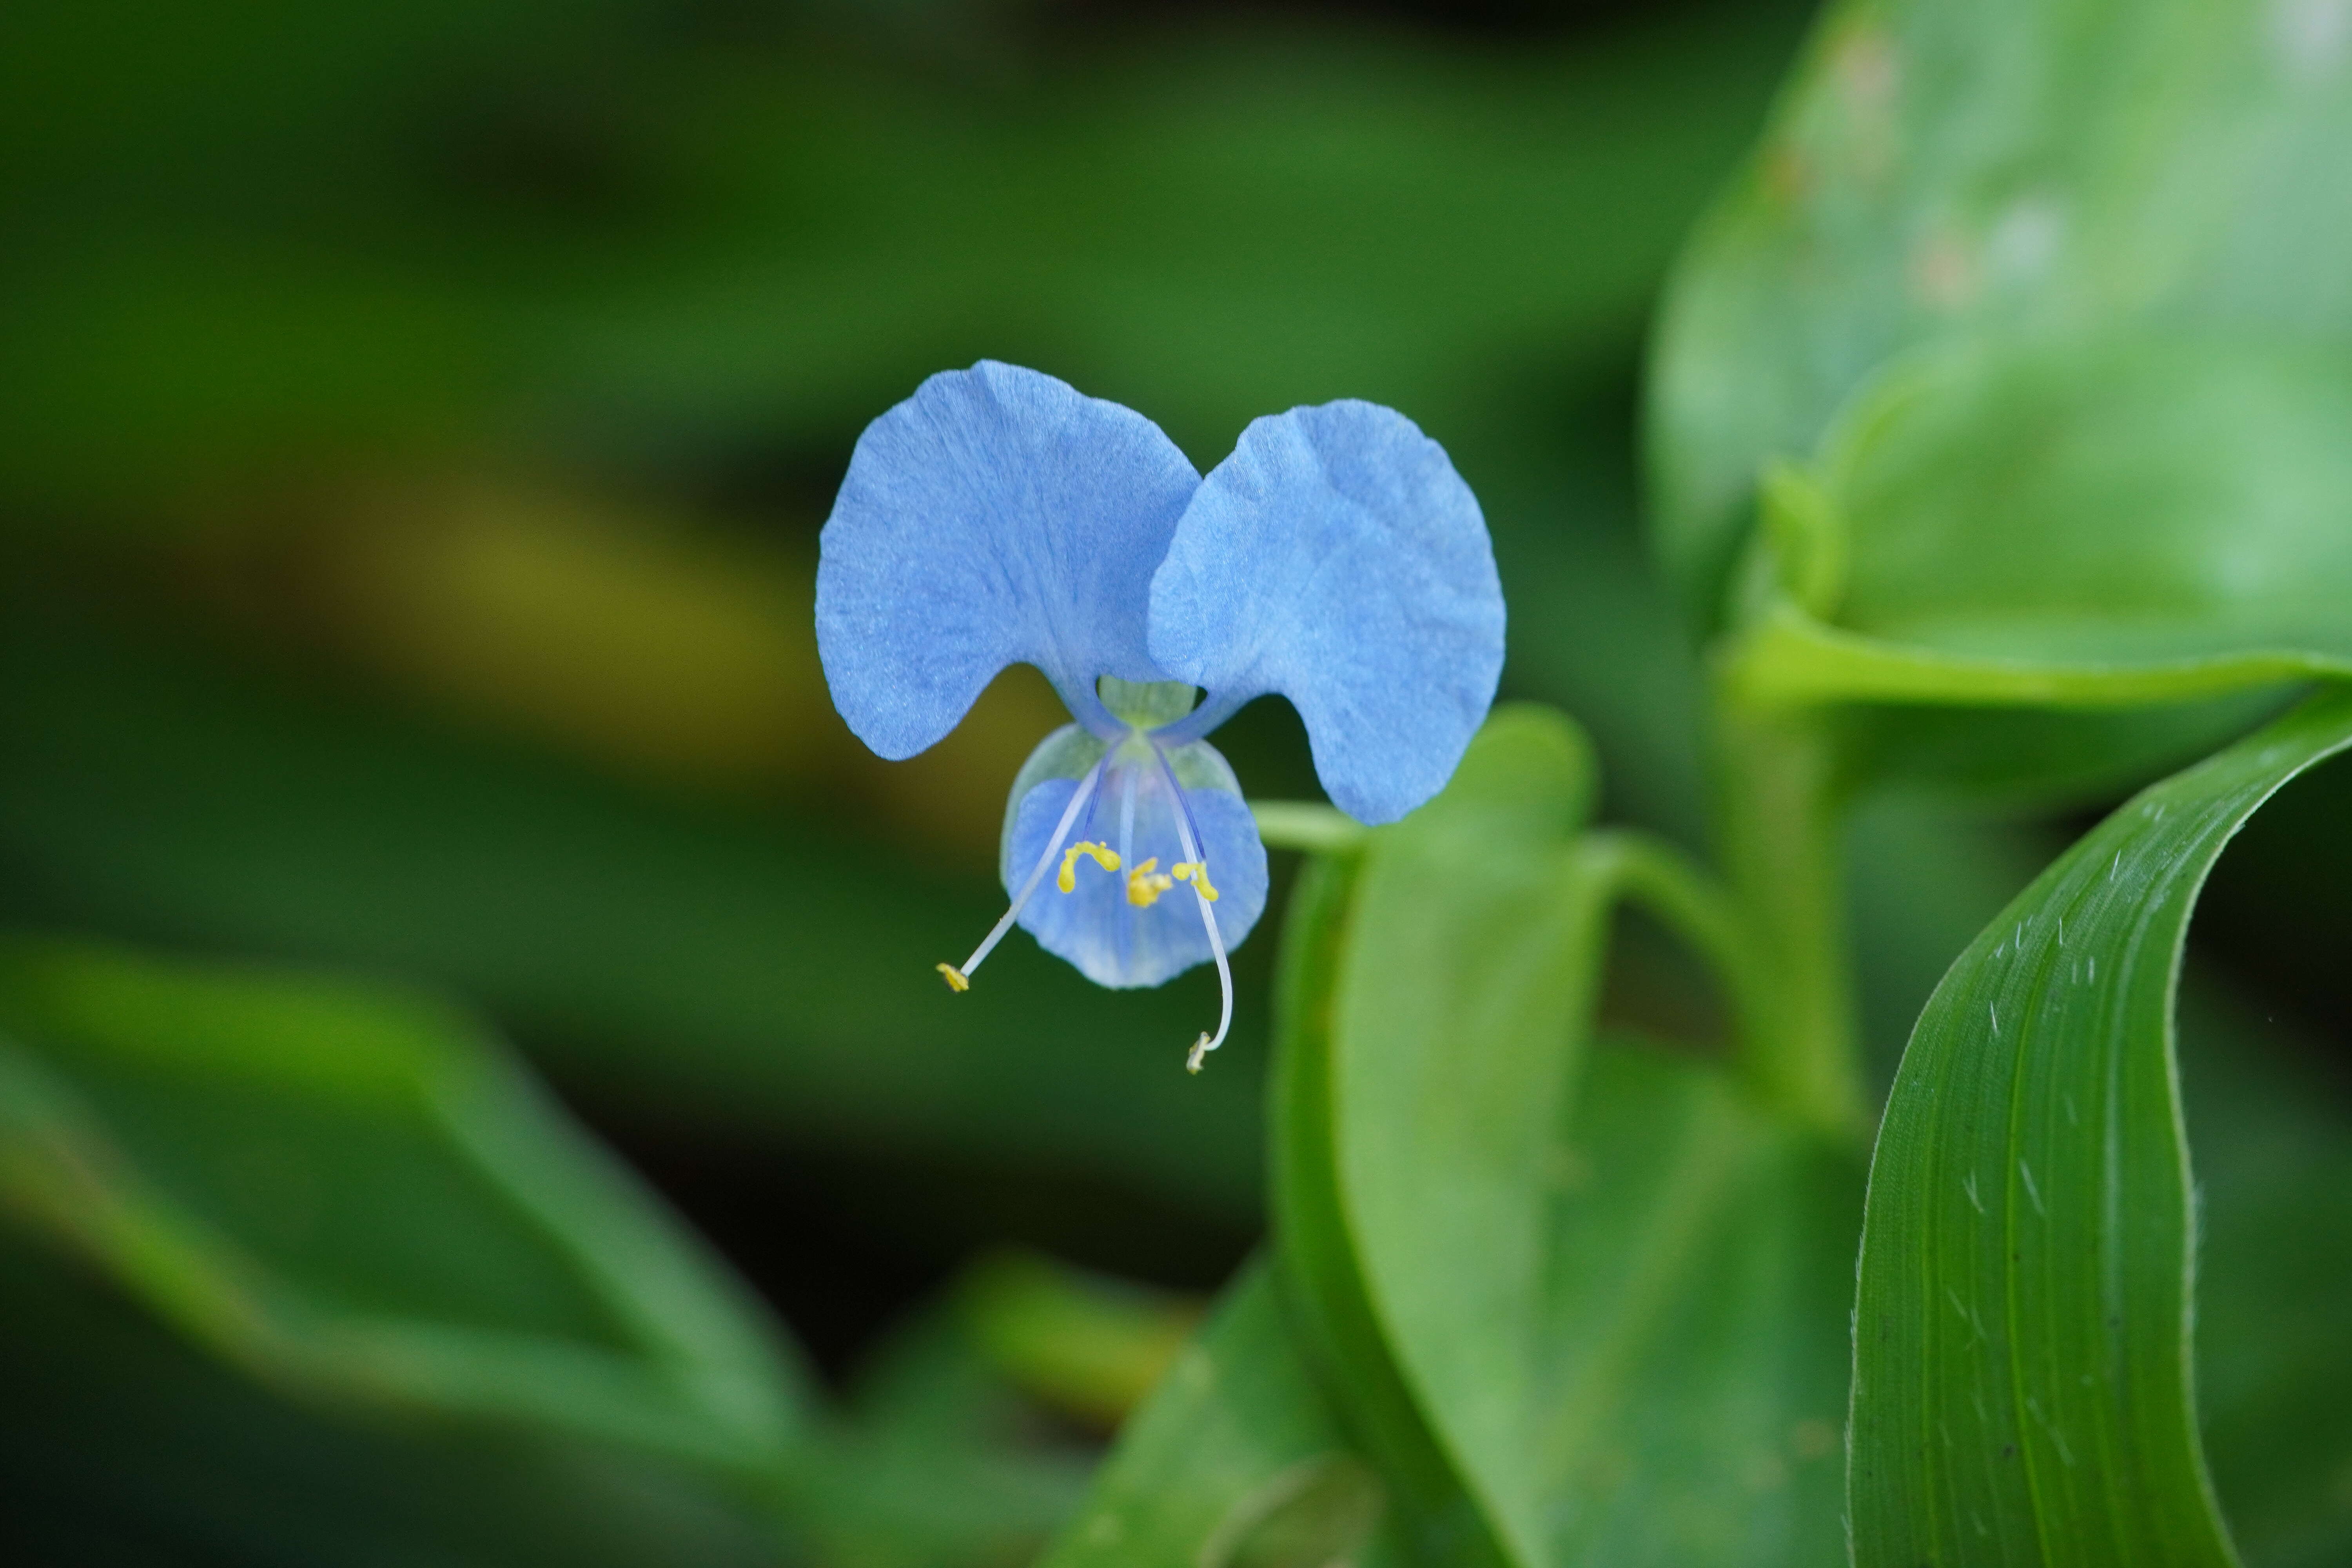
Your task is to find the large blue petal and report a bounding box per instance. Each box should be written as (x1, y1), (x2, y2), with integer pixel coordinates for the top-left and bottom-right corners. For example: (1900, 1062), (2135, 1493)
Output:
(817, 362), (1201, 757)
(1004, 739), (1268, 988)
(1147, 401), (1504, 824)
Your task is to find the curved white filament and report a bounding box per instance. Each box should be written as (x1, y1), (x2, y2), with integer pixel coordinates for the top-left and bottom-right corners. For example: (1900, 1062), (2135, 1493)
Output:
(951, 757), (1107, 983)
(1153, 745), (1233, 1073)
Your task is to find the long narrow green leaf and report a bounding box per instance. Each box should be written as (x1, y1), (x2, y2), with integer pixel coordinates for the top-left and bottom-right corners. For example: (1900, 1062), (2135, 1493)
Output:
(0, 935), (811, 1475)
(0, 1229), (785, 1568)
(1850, 687), (2352, 1564)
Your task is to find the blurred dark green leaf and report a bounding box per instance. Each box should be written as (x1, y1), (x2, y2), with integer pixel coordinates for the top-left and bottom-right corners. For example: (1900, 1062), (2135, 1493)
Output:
(1823, 698), (2293, 818)
(0, 926), (1116, 1568)
(0, 3), (1810, 520)
(0, 1229), (784, 1568)
(2194, 747), (2352, 1052)
(2181, 987), (2352, 1568)
(1039, 1261), (1387, 1568)
(0, 933), (811, 1472)
(557, 9), (1805, 466)
(792, 1290), (1097, 1568)
(1849, 687), (2352, 1564)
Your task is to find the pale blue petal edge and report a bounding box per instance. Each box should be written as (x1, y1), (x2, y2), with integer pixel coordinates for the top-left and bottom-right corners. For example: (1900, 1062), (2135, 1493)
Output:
(1005, 766), (1267, 989)
(816, 361), (1201, 758)
(1147, 400), (1504, 824)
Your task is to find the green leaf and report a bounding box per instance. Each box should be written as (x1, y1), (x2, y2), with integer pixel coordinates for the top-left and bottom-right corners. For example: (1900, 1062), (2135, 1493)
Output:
(1482, 1044), (1858, 1566)
(1259, 710), (1858, 1565)
(0, 1228), (786, 1568)
(1652, 0), (2352, 619)
(0, 933), (811, 1475)
(1728, 339), (2352, 712)
(1849, 687), (2352, 1564)
(1818, 341), (2352, 672)
(1322, 709), (1857, 1566)
(1327, 706), (1599, 1568)
(1655, 0), (2352, 815)
(0, 933), (1130, 1567)
(795, 1288), (1097, 1568)
(1271, 845), (1510, 1568)
(1037, 1261), (1386, 1568)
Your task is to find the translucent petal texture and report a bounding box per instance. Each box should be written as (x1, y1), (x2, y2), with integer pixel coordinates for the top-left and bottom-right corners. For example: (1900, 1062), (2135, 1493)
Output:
(1004, 738), (1267, 988)
(997, 722), (1109, 877)
(1148, 401), (1504, 824)
(816, 362), (1201, 757)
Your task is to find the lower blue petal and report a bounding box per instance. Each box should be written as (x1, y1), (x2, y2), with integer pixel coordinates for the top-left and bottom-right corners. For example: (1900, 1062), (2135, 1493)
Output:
(1003, 740), (1267, 989)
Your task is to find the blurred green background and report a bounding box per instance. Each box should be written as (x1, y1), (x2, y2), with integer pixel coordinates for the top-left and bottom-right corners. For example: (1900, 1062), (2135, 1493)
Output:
(4, 0), (2348, 1562)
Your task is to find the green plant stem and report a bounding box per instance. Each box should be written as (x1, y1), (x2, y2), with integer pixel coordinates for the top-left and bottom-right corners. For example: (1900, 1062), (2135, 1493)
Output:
(1729, 602), (2344, 710)
(1255, 750), (1861, 1142)
(1250, 801), (1367, 854)
(1707, 683), (1866, 1142)
(1578, 828), (1768, 1056)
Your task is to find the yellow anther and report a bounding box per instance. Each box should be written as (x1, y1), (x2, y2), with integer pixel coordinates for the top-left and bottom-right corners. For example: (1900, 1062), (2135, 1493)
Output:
(936, 962), (970, 992)
(1125, 858), (1175, 907)
(1172, 862), (1220, 901)
(1056, 841), (1121, 893)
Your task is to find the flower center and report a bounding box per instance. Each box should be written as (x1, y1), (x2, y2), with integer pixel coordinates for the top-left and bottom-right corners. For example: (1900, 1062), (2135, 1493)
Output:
(934, 732), (1238, 1073)
(1096, 675), (1199, 730)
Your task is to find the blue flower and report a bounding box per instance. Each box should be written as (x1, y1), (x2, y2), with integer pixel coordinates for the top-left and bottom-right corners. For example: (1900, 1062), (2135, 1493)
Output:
(817, 361), (1504, 1069)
